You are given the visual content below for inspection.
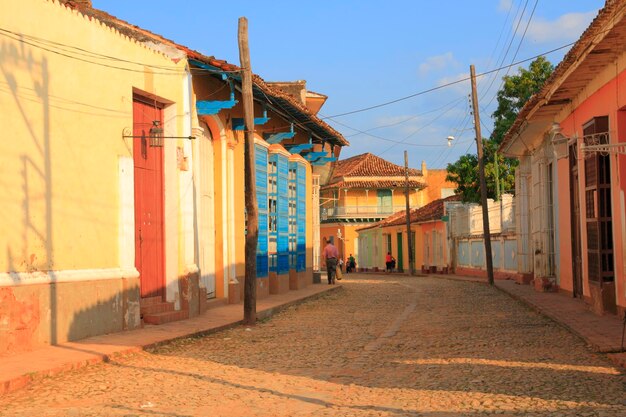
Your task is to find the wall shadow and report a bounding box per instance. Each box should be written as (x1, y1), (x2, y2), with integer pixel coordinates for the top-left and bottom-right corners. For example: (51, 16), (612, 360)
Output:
(0, 39), (56, 346)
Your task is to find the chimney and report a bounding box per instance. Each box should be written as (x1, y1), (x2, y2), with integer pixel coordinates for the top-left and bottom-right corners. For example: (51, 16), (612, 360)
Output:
(421, 160), (427, 177)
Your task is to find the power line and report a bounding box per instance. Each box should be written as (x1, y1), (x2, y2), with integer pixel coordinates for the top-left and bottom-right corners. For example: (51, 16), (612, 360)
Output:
(343, 96), (465, 137)
(323, 40), (577, 119)
(484, 0), (539, 110)
(479, 0), (528, 102)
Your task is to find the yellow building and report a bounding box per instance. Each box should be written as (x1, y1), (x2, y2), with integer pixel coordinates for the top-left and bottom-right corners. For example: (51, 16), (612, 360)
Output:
(319, 153), (455, 267)
(0, 0), (346, 356)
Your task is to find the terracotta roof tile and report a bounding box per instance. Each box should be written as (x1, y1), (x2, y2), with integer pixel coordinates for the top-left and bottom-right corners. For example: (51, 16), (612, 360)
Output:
(358, 195), (460, 232)
(386, 195), (461, 226)
(356, 209), (408, 232)
(500, 0), (624, 152)
(323, 153), (424, 190)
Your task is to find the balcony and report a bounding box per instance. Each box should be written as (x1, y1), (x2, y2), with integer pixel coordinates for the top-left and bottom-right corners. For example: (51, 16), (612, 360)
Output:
(321, 205), (406, 221)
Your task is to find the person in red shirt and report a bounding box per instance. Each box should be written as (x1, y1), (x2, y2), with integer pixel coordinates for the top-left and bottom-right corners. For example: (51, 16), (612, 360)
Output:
(385, 252), (395, 273)
(322, 241), (339, 284)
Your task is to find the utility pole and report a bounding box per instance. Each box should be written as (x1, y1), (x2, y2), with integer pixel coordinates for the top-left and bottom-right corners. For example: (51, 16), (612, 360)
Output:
(404, 151), (415, 275)
(470, 64), (494, 286)
(238, 17), (258, 323)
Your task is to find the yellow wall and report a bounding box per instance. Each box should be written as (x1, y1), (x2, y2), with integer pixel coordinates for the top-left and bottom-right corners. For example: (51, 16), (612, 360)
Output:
(0, 0), (187, 273)
(418, 169), (456, 206)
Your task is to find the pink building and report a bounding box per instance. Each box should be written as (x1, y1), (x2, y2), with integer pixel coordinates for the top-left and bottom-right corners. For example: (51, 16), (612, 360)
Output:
(500, 0), (626, 316)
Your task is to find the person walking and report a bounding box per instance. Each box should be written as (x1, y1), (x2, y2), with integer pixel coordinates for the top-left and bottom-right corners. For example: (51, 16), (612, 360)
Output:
(385, 252), (394, 273)
(347, 254), (356, 273)
(322, 240), (339, 284)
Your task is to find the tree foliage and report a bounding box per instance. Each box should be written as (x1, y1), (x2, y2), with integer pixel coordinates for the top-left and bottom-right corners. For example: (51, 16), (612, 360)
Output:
(446, 57), (553, 203)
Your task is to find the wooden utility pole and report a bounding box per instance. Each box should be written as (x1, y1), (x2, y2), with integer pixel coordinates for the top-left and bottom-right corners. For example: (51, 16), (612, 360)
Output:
(404, 151), (415, 275)
(238, 17), (258, 323)
(470, 64), (495, 286)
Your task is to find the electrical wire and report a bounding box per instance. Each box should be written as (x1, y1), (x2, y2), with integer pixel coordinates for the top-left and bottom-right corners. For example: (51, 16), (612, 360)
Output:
(323, 40), (577, 119)
(343, 95), (466, 138)
(483, 0), (539, 110)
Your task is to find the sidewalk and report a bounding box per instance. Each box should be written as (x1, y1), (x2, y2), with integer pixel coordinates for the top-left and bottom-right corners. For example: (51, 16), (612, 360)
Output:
(0, 283), (341, 396)
(437, 274), (626, 368)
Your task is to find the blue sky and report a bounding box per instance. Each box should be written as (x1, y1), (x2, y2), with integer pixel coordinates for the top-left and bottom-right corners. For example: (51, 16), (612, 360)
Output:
(93, 0), (603, 168)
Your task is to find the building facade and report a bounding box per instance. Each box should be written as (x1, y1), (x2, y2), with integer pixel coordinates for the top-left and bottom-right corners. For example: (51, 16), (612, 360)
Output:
(500, 0), (626, 316)
(0, 0), (346, 356)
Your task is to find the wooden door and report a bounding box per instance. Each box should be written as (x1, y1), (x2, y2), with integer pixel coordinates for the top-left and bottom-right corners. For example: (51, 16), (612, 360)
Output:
(583, 117), (615, 305)
(133, 98), (165, 298)
(569, 143), (583, 298)
(396, 232), (404, 272)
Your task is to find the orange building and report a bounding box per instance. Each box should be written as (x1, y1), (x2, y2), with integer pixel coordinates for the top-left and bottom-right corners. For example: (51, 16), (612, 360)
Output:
(319, 153), (455, 267)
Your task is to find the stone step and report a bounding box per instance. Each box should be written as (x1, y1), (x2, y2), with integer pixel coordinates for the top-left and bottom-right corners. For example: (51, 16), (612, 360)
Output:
(143, 309), (189, 325)
(140, 296), (164, 307)
(141, 302), (175, 316)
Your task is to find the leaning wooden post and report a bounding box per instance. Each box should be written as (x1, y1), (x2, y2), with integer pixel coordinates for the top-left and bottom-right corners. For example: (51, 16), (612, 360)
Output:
(470, 64), (494, 286)
(238, 17), (258, 324)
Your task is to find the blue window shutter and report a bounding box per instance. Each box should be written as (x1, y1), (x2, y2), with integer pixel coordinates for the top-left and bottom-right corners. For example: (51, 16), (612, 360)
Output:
(296, 164), (307, 272)
(255, 145), (268, 278)
(268, 153), (278, 273)
(276, 154), (289, 275)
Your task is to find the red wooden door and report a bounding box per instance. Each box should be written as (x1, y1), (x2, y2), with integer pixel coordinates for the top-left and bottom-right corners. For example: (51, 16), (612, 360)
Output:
(133, 98), (165, 298)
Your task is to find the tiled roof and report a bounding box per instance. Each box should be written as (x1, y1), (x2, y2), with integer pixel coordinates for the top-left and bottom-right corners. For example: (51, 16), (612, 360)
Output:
(332, 153), (421, 177)
(358, 195), (460, 232)
(322, 179), (425, 190)
(500, 0), (624, 153)
(356, 209), (408, 232)
(60, 1), (348, 147)
(323, 153), (424, 190)
(386, 195), (461, 227)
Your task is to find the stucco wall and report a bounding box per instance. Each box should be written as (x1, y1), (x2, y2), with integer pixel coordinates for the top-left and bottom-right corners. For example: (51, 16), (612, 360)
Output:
(557, 61), (626, 310)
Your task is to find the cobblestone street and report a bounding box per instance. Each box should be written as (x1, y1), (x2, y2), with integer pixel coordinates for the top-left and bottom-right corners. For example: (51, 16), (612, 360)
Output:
(1, 274), (624, 417)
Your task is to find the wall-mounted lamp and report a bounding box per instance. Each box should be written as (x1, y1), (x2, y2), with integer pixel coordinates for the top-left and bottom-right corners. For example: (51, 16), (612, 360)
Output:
(122, 121), (196, 147)
(549, 122), (571, 160)
(149, 120), (164, 147)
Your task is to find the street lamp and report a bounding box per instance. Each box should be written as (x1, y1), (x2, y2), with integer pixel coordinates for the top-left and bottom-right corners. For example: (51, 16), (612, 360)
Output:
(549, 122), (571, 160)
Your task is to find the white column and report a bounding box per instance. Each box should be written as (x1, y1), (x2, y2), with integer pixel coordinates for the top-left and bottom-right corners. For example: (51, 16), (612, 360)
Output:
(227, 143), (237, 284)
(181, 69), (196, 274)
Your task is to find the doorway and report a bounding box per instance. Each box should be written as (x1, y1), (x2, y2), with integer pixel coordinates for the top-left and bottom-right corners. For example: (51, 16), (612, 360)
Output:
(133, 97), (165, 299)
(396, 232), (404, 272)
(569, 143), (583, 298)
(198, 122), (216, 299)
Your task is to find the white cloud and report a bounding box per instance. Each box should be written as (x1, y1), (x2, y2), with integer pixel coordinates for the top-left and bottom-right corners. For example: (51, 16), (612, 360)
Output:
(526, 11), (596, 43)
(418, 52), (458, 76)
(498, 0), (513, 12)
(437, 72), (471, 95)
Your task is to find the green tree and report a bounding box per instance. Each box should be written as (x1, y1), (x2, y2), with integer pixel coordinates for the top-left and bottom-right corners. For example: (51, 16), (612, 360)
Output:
(492, 56), (554, 144)
(446, 57), (553, 202)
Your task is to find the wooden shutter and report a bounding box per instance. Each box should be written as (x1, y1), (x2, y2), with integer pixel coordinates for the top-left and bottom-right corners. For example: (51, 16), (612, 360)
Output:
(255, 145), (269, 278)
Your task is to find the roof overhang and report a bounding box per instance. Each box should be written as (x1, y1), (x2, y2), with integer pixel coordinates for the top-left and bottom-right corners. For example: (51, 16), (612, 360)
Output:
(499, 2), (626, 157)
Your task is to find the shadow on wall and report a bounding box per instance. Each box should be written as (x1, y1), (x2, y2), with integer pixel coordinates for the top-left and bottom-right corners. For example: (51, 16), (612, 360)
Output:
(0, 40), (57, 344)
(67, 282), (140, 343)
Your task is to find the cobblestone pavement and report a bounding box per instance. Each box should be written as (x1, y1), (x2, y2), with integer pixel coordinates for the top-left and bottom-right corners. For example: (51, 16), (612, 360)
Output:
(1, 274), (624, 417)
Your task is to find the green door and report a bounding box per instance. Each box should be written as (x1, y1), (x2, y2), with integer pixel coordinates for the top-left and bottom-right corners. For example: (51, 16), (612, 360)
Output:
(396, 232), (403, 272)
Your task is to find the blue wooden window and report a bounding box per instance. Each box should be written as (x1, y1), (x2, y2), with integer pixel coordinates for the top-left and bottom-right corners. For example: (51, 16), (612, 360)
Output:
(268, 156), (278, 272)
(296, 163), (306, 272)
(276, 154), (290, 275)
(255, 144), (269, 278)
(288, 163), (298, 269)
